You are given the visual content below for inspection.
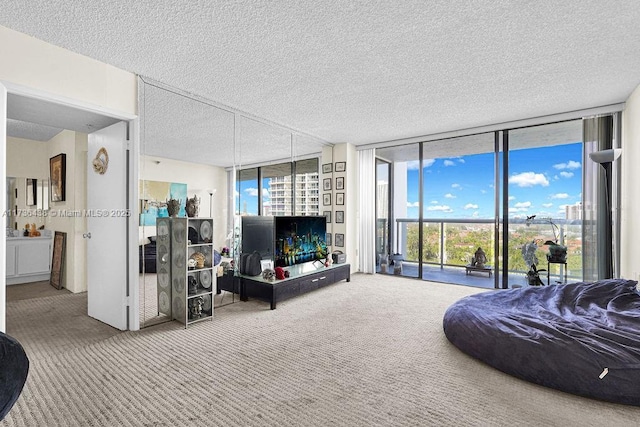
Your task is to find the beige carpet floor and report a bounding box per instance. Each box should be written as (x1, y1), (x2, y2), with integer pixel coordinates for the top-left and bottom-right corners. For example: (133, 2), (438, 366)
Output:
(3, 273), (640, 426)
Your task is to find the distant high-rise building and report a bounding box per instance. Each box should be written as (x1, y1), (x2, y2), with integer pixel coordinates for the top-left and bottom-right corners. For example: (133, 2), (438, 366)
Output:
(267, 172), (319, 216)
(565, 202), (582, 220)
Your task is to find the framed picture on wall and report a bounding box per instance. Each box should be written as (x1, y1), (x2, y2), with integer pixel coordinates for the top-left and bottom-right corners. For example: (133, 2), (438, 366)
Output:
(336, 210), (344, 223)
(322, 163), (333, 174)
(335, 161), (346, 172)
(323, 210), (331, 223)
(335, 233), (345, 247)
(335, 177), (344, 190)
(326, 233), (332, 246)
(336, 193), (344, 205)
(323, 193), (331, 206)
(323, 178), (332, 191)
(49, 153), (66, 202)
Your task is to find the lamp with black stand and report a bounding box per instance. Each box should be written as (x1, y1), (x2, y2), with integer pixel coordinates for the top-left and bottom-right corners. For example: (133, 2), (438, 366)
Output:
(588, 148), (622, 279)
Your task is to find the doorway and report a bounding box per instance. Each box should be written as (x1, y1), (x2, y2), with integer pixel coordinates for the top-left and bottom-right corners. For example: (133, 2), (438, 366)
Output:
(1, 82), (138, 331)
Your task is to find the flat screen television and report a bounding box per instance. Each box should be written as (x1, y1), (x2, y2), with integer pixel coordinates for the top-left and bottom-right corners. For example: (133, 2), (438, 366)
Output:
(274, 216), (328, 267)
(241, 216), (275, 260)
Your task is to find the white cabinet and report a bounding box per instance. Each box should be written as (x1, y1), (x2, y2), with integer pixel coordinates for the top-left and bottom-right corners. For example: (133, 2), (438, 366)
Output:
(6, 245), (16, 277)
(6, 235), (53, 285)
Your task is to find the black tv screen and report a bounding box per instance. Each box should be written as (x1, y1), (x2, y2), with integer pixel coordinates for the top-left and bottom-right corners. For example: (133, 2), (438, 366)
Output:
(274, 216), (328, 267)
(241, 216), (275, 260)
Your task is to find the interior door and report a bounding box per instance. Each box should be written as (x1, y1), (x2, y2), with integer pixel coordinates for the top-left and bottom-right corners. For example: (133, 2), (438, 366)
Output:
(87, 121), (129, 330)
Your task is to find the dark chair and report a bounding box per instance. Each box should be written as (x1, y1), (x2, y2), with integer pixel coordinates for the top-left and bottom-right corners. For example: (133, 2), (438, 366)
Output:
(0, 332), (29, 420)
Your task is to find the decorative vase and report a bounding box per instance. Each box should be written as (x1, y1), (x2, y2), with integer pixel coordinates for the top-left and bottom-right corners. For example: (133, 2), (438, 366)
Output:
(166, 199), (180, 217)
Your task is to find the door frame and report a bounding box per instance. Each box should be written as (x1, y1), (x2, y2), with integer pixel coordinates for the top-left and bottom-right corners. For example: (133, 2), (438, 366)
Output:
(1, 80), (140, 331)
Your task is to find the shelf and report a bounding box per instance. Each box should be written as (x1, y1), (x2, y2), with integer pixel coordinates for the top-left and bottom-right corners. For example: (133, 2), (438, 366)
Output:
(187, 290), (213, 298)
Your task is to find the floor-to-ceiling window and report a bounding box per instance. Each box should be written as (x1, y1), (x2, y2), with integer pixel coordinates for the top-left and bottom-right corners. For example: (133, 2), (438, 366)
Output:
(508, 121), (583, 286)
(375, 118), (587, 289)
(236, 159), (320, 217)
(375, 158), (391, 268)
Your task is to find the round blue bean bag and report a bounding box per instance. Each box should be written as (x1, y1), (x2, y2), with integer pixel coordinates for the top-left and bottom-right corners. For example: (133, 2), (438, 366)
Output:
(443, 279), (640, 406)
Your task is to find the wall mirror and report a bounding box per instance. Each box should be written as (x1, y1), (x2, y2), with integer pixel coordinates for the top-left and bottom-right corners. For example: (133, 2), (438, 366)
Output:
(6, 177), (49, 230)
(138, 78), (330, 328)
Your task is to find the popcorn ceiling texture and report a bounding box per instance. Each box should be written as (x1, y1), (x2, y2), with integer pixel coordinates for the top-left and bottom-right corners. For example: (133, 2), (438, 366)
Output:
(1, 0), (640, 147)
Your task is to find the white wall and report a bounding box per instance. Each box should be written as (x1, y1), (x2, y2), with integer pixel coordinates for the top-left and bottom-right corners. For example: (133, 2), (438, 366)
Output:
(332, 143), (358, 273)
(0, 25), (136, 115)
(620, 83), (640, 281)
(139, 156), (228, 250)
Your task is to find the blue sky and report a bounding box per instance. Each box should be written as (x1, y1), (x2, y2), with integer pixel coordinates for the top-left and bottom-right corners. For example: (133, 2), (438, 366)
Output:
(406, 143), (582, 219)
(238, 142), (583, 219)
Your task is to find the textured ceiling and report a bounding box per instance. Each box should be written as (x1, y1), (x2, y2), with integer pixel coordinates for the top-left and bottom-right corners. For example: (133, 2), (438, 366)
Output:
(2, 1), (640, 151)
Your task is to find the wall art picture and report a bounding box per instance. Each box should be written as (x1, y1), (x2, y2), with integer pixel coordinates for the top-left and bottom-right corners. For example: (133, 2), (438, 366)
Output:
(323, 178), (332, 191)
(49, 153), (66, 202)
(323, 193), (331, 206)
(322, 163), (333, 174)
(336, 210), (344, 223)
(335, 233), (345, 247)
(335, 176), (344, 190)
(326, 233), (332, 246)
(139, 180), (188, 225)
(323, 210), (331, 223)
(335, 161), (346, 172)
(50, 231), (67, 289)
(336, 193), (344, 205)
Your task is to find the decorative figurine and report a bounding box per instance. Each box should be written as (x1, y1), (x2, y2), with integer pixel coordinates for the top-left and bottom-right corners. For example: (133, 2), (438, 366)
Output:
(166, 198), (180, 217)
(185, 194), (200, 218)
(473, 247), (487, 268)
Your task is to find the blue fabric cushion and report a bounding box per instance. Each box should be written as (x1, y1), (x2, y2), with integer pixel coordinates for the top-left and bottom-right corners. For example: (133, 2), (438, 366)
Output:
(443, 279), (640, 406)
(0, 332), (29, 420)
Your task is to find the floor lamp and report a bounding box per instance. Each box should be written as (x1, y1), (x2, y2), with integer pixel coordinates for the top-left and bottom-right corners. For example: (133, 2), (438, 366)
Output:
(588, 148), (622, 279)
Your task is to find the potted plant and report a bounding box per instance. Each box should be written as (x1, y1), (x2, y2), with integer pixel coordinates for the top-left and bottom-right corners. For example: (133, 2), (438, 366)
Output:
(521, 240), (546, 286)
(525, 215), (567, 263)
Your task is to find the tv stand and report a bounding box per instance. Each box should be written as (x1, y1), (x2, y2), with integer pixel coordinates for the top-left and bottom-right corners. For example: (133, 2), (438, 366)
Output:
(240, 263), (350, 309)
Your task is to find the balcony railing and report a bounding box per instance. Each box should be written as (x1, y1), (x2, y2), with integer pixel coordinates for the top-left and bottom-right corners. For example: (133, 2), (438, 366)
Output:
(378, 217), (583, 281)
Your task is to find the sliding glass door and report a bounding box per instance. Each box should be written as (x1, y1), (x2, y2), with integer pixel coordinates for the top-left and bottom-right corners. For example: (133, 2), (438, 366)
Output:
(374, 118), (589, 288)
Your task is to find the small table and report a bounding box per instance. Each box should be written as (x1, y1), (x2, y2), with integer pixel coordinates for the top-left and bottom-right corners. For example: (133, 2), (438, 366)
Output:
(465, 265), (493, 277)
(547, 260), (568, 286)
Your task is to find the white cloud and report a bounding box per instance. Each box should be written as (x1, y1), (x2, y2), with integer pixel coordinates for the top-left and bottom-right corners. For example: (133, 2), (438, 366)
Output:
(458, 158), (466, 164)
(443, 160), (456, 167)
(464, 203), (478, 209)
(245, 187), (259, 197)
(430, 200), (439, 204)
(262, 188), (269, 198)
(560, 171), (574, 178)
(508, 172), (549, 187)
(472, 211), (479, 218)
(407, 201), (420, 208)
(508, 196), (516, 200)
(407, 159), (435, 169)
(406, 160), (420, 170)
(514, 201), (531, 208)
(444, 193), (456, 199)
(542, 203), (553, 208)
(553, 160), (581, 170)
(551, 193), (569, 199)
(427, 205), (453, 212)
(451, 183), (461, 189)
